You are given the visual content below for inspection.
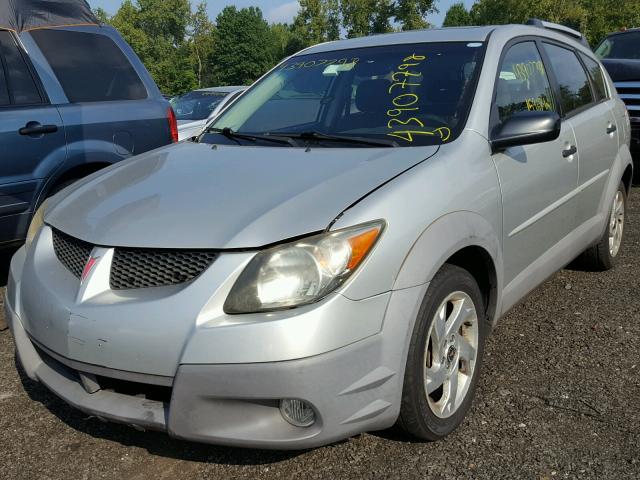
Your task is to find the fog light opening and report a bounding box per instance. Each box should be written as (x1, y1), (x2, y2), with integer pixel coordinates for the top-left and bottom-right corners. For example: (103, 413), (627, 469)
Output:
(279, 399), (316, 428)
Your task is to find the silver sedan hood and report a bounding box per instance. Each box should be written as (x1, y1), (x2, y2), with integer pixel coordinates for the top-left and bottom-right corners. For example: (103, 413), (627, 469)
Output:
(46, 142), (438, 249)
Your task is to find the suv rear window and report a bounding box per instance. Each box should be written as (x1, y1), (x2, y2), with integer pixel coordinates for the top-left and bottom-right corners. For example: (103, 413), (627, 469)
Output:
(31, 29), (147, 103)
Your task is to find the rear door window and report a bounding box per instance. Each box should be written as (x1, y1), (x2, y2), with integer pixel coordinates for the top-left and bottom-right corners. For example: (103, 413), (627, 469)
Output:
(543, 43), (594, 116)
(495, 41), (556, 124)
(31, 29), (147, 103)
(0, 30), (42, 105)
(579, 53), (608, 102)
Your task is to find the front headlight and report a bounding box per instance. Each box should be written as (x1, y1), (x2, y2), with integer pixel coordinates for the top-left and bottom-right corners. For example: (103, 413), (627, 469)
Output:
(25, 199), (48, 252)
(224, 221), (384, 314)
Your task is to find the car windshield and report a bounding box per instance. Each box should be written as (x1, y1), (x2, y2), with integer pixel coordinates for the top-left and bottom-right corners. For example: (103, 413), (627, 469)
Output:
(204, 42), (485, 147)
(595, 32), (640, 60)
(171, 91), (228, 121)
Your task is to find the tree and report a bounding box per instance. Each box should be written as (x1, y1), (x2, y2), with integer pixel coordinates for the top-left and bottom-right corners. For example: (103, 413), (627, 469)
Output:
(92, 7), (110, 24)
(110, 0), (197, 95)
(467, 0), (637, 45)
(189, 2), (216, 87)
(443, 2), (472, 27)
(292, 0), (341, 47)
(341, 0), (395, 38)
(212, 7), (277, 86)
(579, 0), (640, 46)
(395, 0), (438, 31)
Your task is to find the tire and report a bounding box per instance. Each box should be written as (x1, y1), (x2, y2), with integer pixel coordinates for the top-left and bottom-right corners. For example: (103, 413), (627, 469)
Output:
(575, 181), (627, 272)
(397, 264), (488, 441)
(49, 178), (79, 197)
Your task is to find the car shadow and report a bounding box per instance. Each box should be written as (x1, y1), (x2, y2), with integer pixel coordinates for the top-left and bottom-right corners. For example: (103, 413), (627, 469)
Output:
(14, 358), (305, 466)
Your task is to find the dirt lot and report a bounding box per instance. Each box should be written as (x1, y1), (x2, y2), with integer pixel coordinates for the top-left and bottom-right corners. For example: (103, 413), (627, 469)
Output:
(0, 188), (638, 480)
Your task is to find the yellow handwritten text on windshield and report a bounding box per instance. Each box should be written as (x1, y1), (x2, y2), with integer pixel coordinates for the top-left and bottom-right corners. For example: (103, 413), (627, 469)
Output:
(385, 54), (452, 144)
(281, 58), (360, 70)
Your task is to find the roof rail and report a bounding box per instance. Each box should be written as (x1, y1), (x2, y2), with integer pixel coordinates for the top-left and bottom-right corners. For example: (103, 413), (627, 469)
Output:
(525, 18), (590, 47)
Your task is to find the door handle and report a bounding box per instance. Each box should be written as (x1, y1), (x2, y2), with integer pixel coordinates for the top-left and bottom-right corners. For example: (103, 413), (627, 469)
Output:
(562, 145), (577, 158)
(606, 125), (617, 134)
(19, 123), (58, 136)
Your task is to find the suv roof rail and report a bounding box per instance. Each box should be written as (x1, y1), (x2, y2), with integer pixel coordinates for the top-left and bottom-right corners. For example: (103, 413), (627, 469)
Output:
(525, 18), (590, 47)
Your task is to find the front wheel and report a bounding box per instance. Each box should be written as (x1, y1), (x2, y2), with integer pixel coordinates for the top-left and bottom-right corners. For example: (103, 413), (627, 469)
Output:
(397, 264), (487, 441)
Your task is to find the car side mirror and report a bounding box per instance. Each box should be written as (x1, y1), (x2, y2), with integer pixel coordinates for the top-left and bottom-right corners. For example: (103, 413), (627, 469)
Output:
(491, 111), (561, 153)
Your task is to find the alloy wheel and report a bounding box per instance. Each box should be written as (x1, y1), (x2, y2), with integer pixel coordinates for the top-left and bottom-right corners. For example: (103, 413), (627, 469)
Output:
(609, 190), (625, 258)
(423, 291), (479, 419)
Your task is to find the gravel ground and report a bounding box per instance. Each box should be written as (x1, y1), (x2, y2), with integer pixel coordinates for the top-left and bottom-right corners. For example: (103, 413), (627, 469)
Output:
(0, 188), (638, 480)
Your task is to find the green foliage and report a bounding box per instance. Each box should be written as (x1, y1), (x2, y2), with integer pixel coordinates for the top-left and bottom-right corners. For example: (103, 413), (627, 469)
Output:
(443, 2), (473, 27)
(341, 0), (396, 38)
(394, 0), (438, 30)
(92, 7), (110, 24)
(110, 0), (197, 95)
(189, 2), (216, 87)
(579, 0), (640, 47)
(293, 0), (341, 45)
(99, 0), (639, 97)
(468, 0), (639, 45)
(212, 6), (276, 86)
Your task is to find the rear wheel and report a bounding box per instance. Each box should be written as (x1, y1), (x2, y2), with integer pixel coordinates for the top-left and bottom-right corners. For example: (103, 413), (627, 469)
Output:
(397, 264), (487, 441)
(576, 182), (627, 271)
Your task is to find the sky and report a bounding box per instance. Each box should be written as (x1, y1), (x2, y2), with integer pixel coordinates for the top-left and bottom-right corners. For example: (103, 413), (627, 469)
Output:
(91, 0), (476, 27)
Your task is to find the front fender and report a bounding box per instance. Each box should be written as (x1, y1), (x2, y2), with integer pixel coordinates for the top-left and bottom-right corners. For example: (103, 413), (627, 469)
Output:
(393, 211), (503, 294)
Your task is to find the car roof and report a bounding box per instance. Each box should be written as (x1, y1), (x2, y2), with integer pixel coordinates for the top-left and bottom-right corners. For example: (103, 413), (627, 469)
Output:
(605, 28), (640, 37)
(196, 86), (247, 94)
(299, 24), (588, 55)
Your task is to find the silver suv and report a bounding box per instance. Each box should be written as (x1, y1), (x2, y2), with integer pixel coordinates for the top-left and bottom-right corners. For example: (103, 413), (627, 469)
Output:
(5, 22), (633, 449)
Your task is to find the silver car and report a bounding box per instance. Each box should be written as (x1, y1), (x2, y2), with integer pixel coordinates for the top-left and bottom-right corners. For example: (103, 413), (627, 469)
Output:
(171, 86), (247, 141)
(6, 22), (633, 449)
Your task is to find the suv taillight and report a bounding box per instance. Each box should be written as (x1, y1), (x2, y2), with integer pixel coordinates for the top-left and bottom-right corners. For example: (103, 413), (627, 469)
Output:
(167, 107), (178, 143)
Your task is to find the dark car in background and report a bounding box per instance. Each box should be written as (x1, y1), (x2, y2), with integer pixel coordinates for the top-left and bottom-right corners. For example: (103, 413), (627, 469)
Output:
(171, 86), (247, 141)
(596, 28), (640, 181)
(0, 24), (175, 246)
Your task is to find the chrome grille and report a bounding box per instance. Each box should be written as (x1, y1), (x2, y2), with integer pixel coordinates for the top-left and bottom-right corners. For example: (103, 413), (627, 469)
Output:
(52, 228), (93, 278)
(110, 248), (217, 290)
(615, 81), (640, 119)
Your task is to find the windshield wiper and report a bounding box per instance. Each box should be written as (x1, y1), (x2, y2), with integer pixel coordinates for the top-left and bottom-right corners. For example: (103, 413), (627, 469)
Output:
(274, 131), (399, 148)
(204, 127), (297, 146)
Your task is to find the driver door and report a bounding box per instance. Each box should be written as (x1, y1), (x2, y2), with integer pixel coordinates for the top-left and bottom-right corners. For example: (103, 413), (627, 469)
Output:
(491, 40), (579, 289)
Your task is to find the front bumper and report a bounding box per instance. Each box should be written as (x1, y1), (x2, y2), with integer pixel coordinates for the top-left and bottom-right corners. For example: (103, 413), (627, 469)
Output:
(7, 298), (405, 448)
(7, 238), (428, 449)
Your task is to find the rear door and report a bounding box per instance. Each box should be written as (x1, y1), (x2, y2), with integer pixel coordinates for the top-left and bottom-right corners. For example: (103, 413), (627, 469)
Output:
(541, 43), (618, 228)
(491, 40), (579, 285)
(0, 30), (66, 243)
(29, 28), (171, 158)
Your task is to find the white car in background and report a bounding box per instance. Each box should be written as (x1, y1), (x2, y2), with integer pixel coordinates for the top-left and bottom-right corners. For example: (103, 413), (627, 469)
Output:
(171, 86), (247, 140)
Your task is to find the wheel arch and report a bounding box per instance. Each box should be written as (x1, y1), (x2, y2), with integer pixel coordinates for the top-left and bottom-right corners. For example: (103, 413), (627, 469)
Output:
(393, 211), (503, 326)
(48, 161), (112, 193)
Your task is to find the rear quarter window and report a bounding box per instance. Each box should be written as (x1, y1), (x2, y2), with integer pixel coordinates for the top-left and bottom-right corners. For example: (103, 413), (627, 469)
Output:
(0, 30), (42, 105)
(31, 29), (147, 103)
(579, 53), (608, 102)
(0, 53), (9, 105)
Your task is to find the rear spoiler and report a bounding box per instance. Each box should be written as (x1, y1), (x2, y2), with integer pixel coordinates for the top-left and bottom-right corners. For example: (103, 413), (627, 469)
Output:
(526, 18), (590, 47)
